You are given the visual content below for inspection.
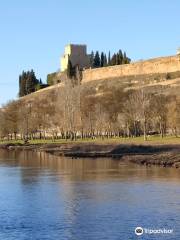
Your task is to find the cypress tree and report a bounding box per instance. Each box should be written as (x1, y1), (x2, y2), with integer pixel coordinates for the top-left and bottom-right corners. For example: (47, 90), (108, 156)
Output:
(93, 51), (100, 68)
(111, 54), (117, 65)
(26, 71), (33, 94)
(22, 72), (27, 96)
(100, 52), (105, 67)
(116, 53), (120, 65)
(67, 60), (73, 78)
(119, 50), (123, 64)
(108, 51), (111, 66)
(90, 51), (94, 68)
(104, 54), (107, 67)
(19, 75), (22, 97)
(21, 71), (27, 96)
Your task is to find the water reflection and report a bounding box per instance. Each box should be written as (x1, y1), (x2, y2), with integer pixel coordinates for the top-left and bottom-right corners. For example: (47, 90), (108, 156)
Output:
(0, 149), (180, 240)
(0, 149), (180, 183)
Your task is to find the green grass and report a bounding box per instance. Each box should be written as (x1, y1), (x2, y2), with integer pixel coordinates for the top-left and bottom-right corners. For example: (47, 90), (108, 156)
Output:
(0, 135), (179, 145)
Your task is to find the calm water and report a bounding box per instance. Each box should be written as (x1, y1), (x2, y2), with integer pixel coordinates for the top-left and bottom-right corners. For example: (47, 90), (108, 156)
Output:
(0, 150), (180, 240)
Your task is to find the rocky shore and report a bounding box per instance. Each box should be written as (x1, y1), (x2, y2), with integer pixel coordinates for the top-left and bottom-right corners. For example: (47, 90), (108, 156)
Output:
(0, 142), (180, 168)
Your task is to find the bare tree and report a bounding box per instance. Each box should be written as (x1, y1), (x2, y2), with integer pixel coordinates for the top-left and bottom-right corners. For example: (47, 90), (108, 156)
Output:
(123, 89), (151, 140)
(167, 96), (180, 137)
(150, 94), (167, 138)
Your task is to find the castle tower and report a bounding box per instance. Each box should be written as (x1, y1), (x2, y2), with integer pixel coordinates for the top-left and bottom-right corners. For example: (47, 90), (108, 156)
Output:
(60, 44), (90, 71)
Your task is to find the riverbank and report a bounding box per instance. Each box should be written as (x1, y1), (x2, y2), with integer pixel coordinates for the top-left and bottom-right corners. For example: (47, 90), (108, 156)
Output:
(0, 140), (180, 168)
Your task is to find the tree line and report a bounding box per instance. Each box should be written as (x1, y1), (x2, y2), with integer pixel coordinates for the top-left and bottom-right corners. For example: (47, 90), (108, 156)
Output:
(19, 70), (42, 97)
(0, 81), (179, 141)
(90, 50), (131, 68)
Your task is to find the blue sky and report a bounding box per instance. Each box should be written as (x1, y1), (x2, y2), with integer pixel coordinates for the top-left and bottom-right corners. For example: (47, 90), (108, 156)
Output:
(0, 0), (180, 105)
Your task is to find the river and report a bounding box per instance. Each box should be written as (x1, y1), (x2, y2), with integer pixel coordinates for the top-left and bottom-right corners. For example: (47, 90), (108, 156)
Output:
(0, 149), (179, 240)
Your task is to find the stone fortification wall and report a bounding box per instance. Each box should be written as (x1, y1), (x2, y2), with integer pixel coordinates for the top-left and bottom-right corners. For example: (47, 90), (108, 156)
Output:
(82, 55), (180, 82)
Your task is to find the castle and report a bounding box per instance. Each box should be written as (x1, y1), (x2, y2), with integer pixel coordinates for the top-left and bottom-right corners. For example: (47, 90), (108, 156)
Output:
(48, 44), (180, 85)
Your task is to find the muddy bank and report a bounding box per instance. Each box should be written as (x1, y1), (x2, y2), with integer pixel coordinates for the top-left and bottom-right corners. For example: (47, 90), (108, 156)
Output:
(0, 142), (180, 168)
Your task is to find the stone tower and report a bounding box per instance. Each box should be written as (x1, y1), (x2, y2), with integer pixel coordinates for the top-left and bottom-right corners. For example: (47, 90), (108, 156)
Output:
(60, 44), (90, 71)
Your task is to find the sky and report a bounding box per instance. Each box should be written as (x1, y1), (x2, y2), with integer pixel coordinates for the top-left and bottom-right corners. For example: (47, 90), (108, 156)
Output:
(0, 0), (180, 105)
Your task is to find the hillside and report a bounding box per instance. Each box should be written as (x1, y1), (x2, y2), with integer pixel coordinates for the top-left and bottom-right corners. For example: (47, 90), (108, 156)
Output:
(82, 71), (180, 96)
(21, 70), (180, 103)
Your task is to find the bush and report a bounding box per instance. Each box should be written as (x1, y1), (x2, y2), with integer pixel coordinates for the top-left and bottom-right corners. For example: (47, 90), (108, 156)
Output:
(166, 73), (171, 80)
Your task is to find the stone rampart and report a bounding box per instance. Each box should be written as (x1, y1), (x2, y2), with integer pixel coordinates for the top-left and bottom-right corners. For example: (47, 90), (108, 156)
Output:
(82, 55), (180, 82)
